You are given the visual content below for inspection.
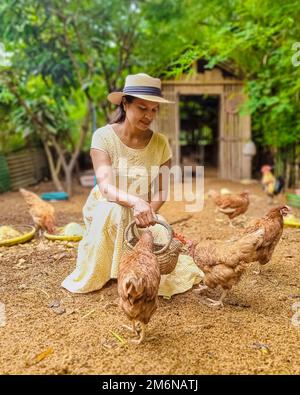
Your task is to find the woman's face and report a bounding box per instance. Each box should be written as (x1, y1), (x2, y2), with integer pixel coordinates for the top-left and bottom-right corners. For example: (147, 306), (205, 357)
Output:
(124, 98), (159, 131)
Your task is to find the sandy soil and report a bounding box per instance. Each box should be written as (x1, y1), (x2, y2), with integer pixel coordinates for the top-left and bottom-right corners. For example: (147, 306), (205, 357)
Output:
(0, 173), (300, 375)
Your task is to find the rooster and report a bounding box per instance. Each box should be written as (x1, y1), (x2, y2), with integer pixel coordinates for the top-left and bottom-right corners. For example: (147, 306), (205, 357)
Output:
(19, 188), (56, 234)
(261, 165), (285, 204)
(243, 205), (290, 274)
(181, 229), (265, 307)
(118, 231), (160, 344)
(208, 190), (249, 227)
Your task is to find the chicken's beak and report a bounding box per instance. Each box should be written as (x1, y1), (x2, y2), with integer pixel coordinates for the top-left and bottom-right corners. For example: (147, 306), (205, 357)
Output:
(281, 205), (291, 216)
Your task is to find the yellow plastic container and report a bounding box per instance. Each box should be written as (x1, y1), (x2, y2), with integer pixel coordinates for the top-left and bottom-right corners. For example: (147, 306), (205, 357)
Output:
(44, 223), (85, 242)
(0, 225), (36, 247)
(284, 215), (300, 228)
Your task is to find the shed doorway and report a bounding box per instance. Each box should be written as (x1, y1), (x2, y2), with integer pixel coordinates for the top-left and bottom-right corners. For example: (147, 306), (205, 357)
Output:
(179, 95), (220, 176)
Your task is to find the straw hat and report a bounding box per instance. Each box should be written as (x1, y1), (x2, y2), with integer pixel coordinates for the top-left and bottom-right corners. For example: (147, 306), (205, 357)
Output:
(107, 73), (174, 105)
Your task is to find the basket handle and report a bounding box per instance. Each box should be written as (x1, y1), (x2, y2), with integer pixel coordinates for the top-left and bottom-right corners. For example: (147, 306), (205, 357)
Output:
(124, 219), (173, 255)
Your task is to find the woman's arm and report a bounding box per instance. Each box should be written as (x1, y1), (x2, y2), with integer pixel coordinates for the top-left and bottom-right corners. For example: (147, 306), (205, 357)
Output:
(150, 159), (171, 213)
(90, 148), (155, 227)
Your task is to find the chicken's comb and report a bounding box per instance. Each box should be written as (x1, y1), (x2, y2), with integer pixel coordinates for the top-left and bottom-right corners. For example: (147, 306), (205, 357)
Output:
(173, 232), (187, 244)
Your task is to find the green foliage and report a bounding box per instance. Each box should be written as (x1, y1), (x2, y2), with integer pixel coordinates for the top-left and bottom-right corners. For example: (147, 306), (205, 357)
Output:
(168, 0), (300, 155)
(0, 0), (299, 163)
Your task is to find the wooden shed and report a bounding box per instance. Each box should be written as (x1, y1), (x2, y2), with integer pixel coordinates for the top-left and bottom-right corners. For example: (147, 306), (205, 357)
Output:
(153, 60), (252, 181)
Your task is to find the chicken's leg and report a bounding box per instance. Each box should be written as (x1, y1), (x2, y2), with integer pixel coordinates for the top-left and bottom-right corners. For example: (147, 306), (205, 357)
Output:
(203, 290), (228, 308)
(130, 322), (146, 345)
(266, 194), (274, 205)
(253, 264), (262, 275)
(34, 226), (42, 238)
(122, 321), (140, 336)
(240, 214), (248, 222)
(229, 219), (237, 228)
(193, 284), (209, 294)
(229, 220), (234, 228)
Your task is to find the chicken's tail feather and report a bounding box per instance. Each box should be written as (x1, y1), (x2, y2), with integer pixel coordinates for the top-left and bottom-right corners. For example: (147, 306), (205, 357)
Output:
(19, 188), (41, 206)
(122, 275), (144, 304)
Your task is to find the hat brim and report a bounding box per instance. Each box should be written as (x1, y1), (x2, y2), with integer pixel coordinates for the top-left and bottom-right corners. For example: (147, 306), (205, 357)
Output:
(107, 92), (174, 105)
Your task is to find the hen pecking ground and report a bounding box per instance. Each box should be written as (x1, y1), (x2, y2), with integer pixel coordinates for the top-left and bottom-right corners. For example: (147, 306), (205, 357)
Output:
(0, 175), (300, 374)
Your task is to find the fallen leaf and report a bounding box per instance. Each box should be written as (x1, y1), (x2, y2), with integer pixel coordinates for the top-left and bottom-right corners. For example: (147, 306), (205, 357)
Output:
(35, 347), (54, 362)
(110, 331), (127, 345)
(34, 287), (50, 298)
(52, 253), (67, 262)
(81, 309), (95, 319)
(26, 347), (54, 366)
(251, 342), (270, 354)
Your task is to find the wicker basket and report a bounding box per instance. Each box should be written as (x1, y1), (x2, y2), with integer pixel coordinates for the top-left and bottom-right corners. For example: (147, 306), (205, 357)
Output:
(123, 219), (183, 275)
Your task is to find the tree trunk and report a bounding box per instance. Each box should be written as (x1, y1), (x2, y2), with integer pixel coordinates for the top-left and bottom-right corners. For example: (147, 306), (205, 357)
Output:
(7, 75), (92, 195)
(65, 167), (73, 197)
(62, 101), (92, 195)
(43, 141), (64, 191)
(285, 161), (291, 188)
(74, 160), (81, 184)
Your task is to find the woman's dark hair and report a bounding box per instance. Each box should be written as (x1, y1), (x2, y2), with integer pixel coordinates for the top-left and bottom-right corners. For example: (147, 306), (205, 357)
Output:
(109, 95), (135, 124)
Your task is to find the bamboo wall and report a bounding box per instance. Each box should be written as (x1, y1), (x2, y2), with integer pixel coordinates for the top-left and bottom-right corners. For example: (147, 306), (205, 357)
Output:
(4, 148), (49, 190)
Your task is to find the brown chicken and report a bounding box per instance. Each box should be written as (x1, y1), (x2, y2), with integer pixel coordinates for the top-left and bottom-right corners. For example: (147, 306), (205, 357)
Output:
(243, 205), (290, 274)
(118, 231), (160, 344)
(208, 190), (250, 226)
(19, 188), (56, 234)
(185, 229), (265, 307)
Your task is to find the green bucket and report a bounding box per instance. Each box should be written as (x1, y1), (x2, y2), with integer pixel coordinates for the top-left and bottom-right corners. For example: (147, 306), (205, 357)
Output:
(286, 193), (300, 208)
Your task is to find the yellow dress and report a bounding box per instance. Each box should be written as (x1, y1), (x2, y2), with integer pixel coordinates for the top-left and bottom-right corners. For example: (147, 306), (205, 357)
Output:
(61, 124), (203, 297)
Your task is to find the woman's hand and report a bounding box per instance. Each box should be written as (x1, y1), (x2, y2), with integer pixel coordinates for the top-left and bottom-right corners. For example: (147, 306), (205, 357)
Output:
(132, 198), (157, 227)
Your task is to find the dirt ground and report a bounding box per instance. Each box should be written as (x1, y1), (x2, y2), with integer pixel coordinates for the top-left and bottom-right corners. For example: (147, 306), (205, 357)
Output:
(1, 172), (300, 375)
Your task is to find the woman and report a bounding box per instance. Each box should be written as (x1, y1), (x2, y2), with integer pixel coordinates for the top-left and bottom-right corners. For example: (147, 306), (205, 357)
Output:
(62, 73), (203, 297)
